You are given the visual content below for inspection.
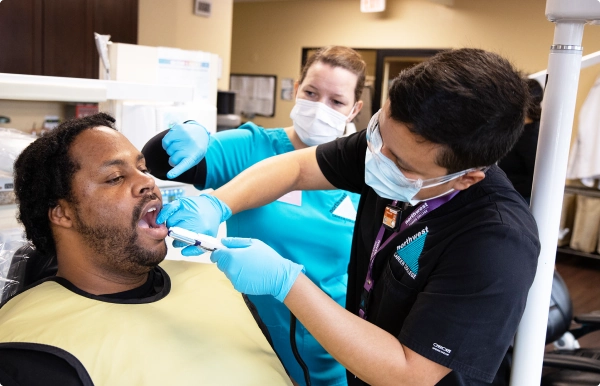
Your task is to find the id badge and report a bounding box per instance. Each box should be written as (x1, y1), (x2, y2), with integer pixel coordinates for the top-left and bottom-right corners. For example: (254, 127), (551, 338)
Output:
(382, 205), (402, 230)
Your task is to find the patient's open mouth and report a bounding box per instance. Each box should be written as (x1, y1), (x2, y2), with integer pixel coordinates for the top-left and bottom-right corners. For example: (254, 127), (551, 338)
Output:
(137, 202), (168, 239)
(138, 206), (158, 228)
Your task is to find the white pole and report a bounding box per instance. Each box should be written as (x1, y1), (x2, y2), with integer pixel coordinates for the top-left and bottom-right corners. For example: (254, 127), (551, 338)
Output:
(510, 21), (585, 386)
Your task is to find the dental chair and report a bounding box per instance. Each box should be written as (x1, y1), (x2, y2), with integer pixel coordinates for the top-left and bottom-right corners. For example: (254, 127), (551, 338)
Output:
(0, 243), (57, 304)
(540, 270), (600, 386)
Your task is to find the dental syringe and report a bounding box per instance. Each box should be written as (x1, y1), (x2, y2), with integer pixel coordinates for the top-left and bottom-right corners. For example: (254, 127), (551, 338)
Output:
(167, 227), (225, 252)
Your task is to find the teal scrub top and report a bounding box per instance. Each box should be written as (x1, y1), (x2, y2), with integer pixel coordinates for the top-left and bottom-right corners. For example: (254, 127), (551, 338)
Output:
(200, 122), (358, 386)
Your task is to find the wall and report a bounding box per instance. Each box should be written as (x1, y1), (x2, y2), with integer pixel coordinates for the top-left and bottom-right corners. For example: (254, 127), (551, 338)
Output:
(138, 0), (233, 91)
(0, 101), (63, 134)
(231, 0), (600, 134)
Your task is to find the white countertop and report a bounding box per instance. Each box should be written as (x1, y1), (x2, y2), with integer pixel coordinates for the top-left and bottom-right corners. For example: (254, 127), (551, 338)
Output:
(0, 73), (195, 103)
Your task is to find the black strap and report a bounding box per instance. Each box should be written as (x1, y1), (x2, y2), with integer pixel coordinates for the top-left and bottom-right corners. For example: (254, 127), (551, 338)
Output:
(290, 313), (311, 386)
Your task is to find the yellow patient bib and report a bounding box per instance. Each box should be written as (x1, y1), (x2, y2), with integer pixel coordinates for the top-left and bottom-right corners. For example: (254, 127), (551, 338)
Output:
(0, 260), (291, 386)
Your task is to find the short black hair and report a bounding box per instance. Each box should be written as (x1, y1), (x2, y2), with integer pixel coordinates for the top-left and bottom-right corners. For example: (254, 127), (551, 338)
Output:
(388, 48), (529, 173)
(13, 113), (117, 256)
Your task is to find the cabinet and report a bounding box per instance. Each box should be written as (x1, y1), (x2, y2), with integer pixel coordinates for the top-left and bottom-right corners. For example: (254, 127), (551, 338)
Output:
(0, 0), (42, 75)
(557, 186), (600, 260)
(0, 0), (138, 79)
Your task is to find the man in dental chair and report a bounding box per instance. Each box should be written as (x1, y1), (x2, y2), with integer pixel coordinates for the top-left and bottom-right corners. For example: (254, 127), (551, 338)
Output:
(0, 113), (291, 386)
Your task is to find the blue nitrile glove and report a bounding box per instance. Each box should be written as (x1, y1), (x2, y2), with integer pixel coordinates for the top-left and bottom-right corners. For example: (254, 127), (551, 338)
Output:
(157, 194), (232, 255)
(162, 120), (210, 179)
(210, 238), (305, 302)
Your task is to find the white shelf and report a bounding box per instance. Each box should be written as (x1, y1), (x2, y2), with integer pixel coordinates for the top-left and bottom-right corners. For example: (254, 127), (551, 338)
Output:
(0, 73), (195, 103)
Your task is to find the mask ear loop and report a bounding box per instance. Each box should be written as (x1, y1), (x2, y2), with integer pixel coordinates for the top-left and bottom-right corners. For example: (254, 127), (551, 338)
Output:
(366, 111), (382, 152)
(420, 166), (490, 189)
(419, 169), (469, 190)
(346, 102), (358, 122)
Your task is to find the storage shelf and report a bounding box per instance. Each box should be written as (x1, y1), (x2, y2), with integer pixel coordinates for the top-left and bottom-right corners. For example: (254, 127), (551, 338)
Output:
(558, 187), (600, 260)
(557, 246), (600, 260)
(564, 186), (600, 198)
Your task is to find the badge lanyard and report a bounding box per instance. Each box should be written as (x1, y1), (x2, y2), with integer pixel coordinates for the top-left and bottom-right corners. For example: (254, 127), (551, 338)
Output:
(358, 191), (459, 319)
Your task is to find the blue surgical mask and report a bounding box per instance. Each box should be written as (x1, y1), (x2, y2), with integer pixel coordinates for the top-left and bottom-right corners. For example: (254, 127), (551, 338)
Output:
(364, 110), (477, 204)
(365, 149), (466, 205)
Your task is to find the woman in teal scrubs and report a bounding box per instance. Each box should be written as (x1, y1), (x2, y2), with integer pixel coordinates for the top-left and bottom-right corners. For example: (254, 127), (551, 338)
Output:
(142, 46), (365, 386)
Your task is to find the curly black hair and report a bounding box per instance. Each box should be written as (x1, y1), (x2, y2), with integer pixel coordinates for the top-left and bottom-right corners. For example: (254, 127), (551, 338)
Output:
(13, 113), (117, 257)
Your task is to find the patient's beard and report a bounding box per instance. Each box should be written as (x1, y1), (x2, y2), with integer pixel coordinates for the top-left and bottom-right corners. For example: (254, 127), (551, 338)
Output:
(73, 199), (166, 276)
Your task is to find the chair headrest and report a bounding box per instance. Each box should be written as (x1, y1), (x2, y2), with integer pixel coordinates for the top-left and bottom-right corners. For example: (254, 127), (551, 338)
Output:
(1, 244), (58, 304)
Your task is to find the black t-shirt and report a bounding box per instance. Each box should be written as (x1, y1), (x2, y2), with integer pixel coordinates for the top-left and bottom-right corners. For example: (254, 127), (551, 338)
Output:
(316, 131), (540, 385)
(0, 267), (168, 386)
(498, 121), (540, 199)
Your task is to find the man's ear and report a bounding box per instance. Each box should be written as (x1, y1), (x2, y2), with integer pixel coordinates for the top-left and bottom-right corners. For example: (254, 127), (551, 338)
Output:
(293, 80), (300, 99)
(48, 200), (74, 229)
(453, 170), (486, 191)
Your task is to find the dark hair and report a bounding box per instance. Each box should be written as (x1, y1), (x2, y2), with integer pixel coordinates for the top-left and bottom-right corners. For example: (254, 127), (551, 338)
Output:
(13, 113), (117, 256)
(387, 48), (529, 173)
(299, 46), (367, 103)
(526, 78), (544, 121)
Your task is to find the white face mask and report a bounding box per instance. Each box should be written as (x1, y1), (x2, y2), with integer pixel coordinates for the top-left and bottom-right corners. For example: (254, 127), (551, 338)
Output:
(290, 98), (355, 146)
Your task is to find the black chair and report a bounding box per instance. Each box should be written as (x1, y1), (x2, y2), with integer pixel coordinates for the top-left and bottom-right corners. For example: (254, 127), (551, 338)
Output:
(541, 270), (600, 385)
(1, 244), (57, 304)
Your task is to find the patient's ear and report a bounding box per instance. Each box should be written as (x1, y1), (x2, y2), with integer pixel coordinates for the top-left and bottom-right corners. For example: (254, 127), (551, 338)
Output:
(48, 200), (74, 228)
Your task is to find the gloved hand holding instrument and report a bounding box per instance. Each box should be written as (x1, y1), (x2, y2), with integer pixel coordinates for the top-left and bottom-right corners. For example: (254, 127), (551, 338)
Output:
(157, 194), (232, 255)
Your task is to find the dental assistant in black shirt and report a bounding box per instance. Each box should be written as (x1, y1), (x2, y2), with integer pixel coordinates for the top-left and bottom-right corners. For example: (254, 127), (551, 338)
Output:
(157, 48), (541, 385)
